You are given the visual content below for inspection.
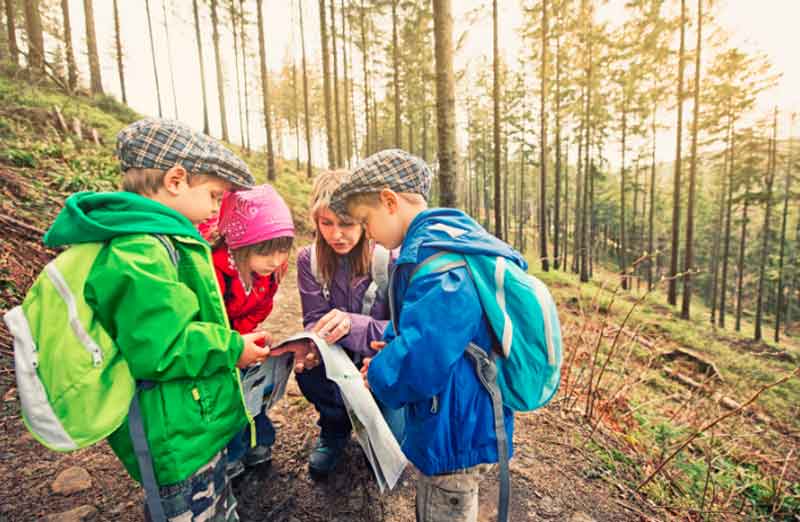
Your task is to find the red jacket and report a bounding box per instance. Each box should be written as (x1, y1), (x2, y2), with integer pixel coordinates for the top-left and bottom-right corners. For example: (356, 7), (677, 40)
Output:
(212, 247), (279, 336)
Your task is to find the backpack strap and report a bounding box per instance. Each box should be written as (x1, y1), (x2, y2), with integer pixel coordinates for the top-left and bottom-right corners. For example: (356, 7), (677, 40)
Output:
(151, 234), (180, 267)
(309, 244), (331, 302)
(465, 344), (510, 522)
(361, 245), (391, 316)
(129, 381), (166, 522)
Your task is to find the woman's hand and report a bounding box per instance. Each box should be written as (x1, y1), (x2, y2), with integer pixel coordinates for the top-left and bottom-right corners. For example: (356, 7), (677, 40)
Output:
(312, 308), (352, 344)
(269, 339), (321, 373)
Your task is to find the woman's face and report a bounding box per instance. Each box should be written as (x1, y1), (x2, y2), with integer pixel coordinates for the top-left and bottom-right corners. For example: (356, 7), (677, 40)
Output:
(316, 206), (363, 255)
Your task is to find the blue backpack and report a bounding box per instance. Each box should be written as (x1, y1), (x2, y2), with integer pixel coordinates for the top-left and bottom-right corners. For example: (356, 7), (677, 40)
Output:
(408, 250), (562, 522)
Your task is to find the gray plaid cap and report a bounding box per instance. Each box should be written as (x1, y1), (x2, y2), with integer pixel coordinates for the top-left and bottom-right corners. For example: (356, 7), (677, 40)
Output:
(329, 149), (433, 215)
(116, 119), (254, 188)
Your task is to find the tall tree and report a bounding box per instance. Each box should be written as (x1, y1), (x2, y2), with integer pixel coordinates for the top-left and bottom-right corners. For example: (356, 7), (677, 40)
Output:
(330, 0), (343, 165)
(391, 0), (401, 148)
(146, 0), (163, 117)
(681, 0), (703, 319)
(61, 0), (78, 91)
(210, 0), (229, 140)
(82, 0), (102, 93)
(162, 0), (179, 118)
(340, 0), (352, 165)
(319, 0), (335, 167)
(5, 0), (19, 66)
(359, 0), (371, 155)
(256, 0), (277, 180)
(230, 0), (245, 146)
(538, 0), (550, 270)
(192, 0), (210, 134)
(775, 114), (795, 341)
(735, 182), (749, 332)
(299, 0), (313, 177)
(432, 0), (457, 207)
(755, 110), (778, 341)
(240, 0), (252, 151)
(492, 0), (503, 239)
(23, 0), (44, 76)
(668, 0), (687, 305)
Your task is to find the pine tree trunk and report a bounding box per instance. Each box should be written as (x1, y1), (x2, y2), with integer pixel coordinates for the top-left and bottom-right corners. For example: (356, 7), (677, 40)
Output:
(648, 104), (657, 291)
(719, 118), (735, 326)
(553, 29), (562, 270)
(193, 0), (210, 134)
(210, 0), (229, 140)
(162, 0), (179, 118)
(330, 0), (342, 166)
(580, 21), (592, 283)
(391, 0), (401, 148)
(681, 0), (702, 319)
(81, 0), (102, 93)
(774, 116), (794, 342)
(5, 0), (19, 66)
(620, 105), (628, 288)
(340, 0), (352, 166)
(669, 0), (686, 305)
(573, 101), (584, 274)
(539, 0), (549, 270)
(61, 0), (78, 91)
(755, 110), (778, 341)
(432, 0), (457, 207)
(299, 0), (313, 178)
(710, 143), (727, 325)
(492, 0), (503, 239)
(319, 0), (335, 167)
(145, 0), (163, 116)
(256, 0), (276, 180)
(504, 133), (510, 241)
(23, 0), (44, 77)
(240, 0), (251, 152)
(735, 195), (749, 332)
(359, 0), (370, 155)
(563, 146), (569, 271)
(231, 0), (245, 147)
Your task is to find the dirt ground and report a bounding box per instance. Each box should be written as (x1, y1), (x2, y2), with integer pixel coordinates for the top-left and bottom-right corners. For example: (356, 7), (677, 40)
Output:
(0, 238), (669, 522)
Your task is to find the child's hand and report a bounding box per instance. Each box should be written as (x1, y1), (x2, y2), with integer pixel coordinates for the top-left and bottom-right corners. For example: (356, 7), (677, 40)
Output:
(236, 331), (271, 369)
(361, 342), (386, 389)
(312, 309), (352, 344)
(269, 340), (321, 373)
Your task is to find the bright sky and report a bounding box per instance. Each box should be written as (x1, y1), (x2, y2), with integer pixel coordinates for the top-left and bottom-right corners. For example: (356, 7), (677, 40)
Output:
(52, 0), (800, 165)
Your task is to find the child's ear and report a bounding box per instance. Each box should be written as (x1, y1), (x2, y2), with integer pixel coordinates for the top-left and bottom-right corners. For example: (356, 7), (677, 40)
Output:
(379, 188), (399, 213)
(163, 165), (189, 195)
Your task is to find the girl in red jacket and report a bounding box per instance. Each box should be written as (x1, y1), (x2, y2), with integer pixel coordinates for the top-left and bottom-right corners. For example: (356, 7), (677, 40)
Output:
(210, 184), (295, 479)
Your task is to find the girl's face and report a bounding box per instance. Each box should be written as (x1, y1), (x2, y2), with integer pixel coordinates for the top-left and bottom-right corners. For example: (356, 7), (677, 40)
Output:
(248, 250), (289, 277)
(316, 206), (363, 255)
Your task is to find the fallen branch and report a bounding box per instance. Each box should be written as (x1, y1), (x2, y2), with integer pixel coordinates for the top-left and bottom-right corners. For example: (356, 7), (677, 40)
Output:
(637, 367), (800, 491)
(0, 212), (47, 239)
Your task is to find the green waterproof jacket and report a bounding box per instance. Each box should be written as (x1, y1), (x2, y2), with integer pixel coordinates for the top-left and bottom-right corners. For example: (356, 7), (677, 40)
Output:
(44, 191), (249, 486)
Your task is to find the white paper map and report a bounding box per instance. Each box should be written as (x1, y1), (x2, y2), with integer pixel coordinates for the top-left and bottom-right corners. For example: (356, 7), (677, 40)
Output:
(240, 332), (407, 491)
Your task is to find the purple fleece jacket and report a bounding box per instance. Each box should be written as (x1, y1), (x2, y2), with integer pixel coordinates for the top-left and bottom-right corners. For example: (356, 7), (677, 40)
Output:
(296, 245), (393, 357)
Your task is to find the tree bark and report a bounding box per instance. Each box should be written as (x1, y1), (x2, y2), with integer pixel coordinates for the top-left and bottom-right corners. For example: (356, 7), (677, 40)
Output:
(539, 0), (549, 270)
(681, 0), (702, 319)
(330, 0), (342, 166)
(61, 0), (78, 91)
(193, 0), (210, 134)
(5, 0), (19, 66)
(648, 103), (657, 291)
(210, 0), (229, 140)
(755, 109), (778, 341)
(553, 28), (562, 269)
(319, 0), (335, 167)
(620, 104), (628, 289)
(669, 0), (686, 306)
(391, 0), (401, 148)
(240, 0), (251, 151)
(735, 194), (749, 332)
(719, 119), (735, 326)
(82, 0), (102, 93)
(146, 0), (163, 116)
(340, 0), (352, 165)
(256, 0), (276, 179)
(774, 115), (795, 341)
(359, 0), (370, 155)
(299, 0), (313, 178)
(23, 0), (44, 76)
(432, 0), (457, 207)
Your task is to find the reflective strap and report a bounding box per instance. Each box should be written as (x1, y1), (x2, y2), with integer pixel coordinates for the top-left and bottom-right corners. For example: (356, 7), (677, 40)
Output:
(465, 344), (510, 522)
(152, 234), (179, 267)
(129, 383), (166, 522)
(493, 257), (513, 357)
(363, 245), (391, 316)
(361, 281), (379, 316)
(531, 278), (557, 365)
(44, 263), (103, 367)
(409, 251), (467, 281)
(309, 244), (331, 302)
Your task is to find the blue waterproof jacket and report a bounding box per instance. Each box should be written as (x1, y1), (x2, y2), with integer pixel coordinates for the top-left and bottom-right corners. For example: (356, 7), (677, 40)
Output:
(367, 208), (526, 476)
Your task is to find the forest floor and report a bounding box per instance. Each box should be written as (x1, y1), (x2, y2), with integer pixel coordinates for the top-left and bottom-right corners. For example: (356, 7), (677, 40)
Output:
(1, 74), (799, 521)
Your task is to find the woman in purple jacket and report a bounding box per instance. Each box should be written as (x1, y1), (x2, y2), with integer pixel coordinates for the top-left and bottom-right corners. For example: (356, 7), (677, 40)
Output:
(296, 170), (405, 478)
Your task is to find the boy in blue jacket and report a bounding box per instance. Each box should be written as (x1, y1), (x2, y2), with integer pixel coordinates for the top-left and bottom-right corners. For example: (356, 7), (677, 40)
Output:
(329, 149), (524, 522)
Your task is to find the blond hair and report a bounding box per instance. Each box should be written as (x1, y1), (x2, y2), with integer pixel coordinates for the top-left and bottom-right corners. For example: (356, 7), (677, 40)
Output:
(310, 170), (370, 286)
(121, 167), (213, 195)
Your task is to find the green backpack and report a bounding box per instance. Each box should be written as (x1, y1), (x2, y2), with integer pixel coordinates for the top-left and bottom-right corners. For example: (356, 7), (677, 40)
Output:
(3, 235), (178, 521)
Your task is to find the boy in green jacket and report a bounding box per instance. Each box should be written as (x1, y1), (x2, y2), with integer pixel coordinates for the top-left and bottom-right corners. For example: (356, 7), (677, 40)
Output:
(43, 119), (270, 521)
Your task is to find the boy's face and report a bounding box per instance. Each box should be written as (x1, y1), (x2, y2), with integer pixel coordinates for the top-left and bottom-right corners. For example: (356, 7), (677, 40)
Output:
(165, 167), (230, 224)
(348, 194), (405, 250)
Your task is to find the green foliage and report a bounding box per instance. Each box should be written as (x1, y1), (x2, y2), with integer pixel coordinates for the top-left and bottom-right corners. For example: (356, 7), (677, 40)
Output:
(2, 147), (37, 168)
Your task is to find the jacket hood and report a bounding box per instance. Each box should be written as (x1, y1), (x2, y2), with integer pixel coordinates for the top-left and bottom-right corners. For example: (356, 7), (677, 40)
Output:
(44, 191), (205, 247)
(397, 208), (527, 270)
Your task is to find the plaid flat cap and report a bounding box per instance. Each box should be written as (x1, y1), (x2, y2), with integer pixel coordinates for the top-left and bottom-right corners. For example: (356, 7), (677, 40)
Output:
(329, 149), (433, 215)
(116, 119), (254, 189)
